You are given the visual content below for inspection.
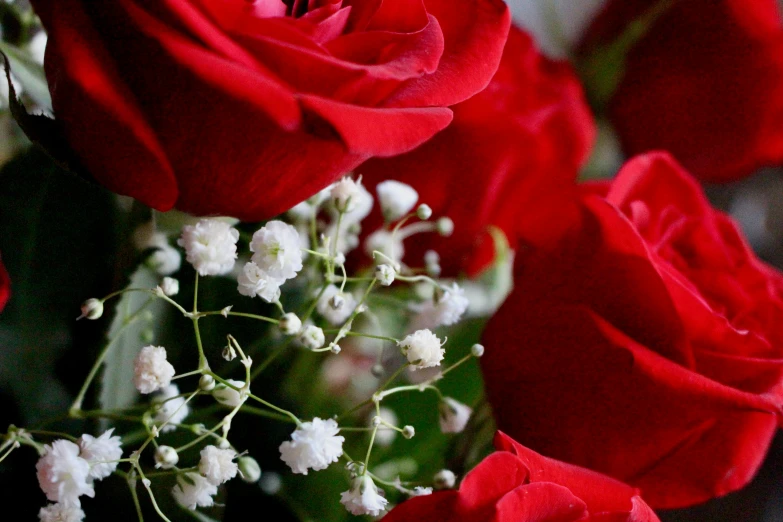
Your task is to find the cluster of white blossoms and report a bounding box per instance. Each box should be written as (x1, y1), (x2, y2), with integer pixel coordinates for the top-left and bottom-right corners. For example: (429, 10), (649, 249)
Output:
(173, 445), (240, 510)
(411, 282), (470, 331)
(133, 345), (175, 394)
(238, 220), (304, 304)
(133, 221), (182, 276)
(36, 430), (122, 520)
(178, 219), (240, 276)
(280, 418), (345, 475)
(398, 329), (446, 369)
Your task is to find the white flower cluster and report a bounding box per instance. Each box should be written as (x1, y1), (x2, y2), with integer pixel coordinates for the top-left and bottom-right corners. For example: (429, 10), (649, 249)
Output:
(279, 418), (344, 475)
(398, 329), (446, 369)
(411, 283), (470, 331)
(238, 220), (304, 303)
(36, 430), (122, 517)
(133, 345), (175, 394)
(173, 445), (239, 510)
(178, 219), (239, 276)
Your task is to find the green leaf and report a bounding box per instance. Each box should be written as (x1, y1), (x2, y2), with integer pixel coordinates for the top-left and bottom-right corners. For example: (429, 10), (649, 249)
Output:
(0, 40), (51, 110)
(99, 266), (170, 416)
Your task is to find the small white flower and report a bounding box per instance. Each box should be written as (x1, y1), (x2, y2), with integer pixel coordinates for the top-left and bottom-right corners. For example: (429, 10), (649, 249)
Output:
(411, 283), (469, 330)
(412, 487), (433, 496)
(172, 472), (218, 510)
(237, 261), (285, 302)
(377, 180), (419, 221)
(298, 325), (326, 350)
(238, 456), (262, 483)
(439, 398), (472, 434)
(436, 217), (454, 236)
(434, 469), (456, 489)
(340, 475), (388, 517)
(212, 379), (246, 408)
(287, 200), (315, 222)
(375, 264), (395, 286)
(159, 277), (179, 297)
(279, 313), (302, 335)
(199, 445), (238, 485)
(250, 221), (303, 280)
(154, 384), (189, 432)
(79, 299), (103, 320)
(78, 429), (122, 480)
(36, 440), (94, 507)
(279, 418), (344, 475)
(330, 177), (361, 213)
(38, 503), (85, 522)
(398, 329), (445, 369)
(317, 285), (356, 325)
(133, 345), (176, 394)
(332, 179), (374, 223)
(178, 219), (239, 276)
(148, 243), (182, 276)
(155, 446), (179, 469)
(365, 230), (404, 263)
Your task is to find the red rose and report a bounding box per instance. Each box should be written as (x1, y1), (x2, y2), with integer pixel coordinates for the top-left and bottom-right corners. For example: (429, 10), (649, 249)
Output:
(0, 253), (9, 313)
(481, 152), (783, 508)
(580, 0), (783, 182)
(383, 431), (659, 522)
(29, 0), (510, 220)
(358, 24), (594, 276)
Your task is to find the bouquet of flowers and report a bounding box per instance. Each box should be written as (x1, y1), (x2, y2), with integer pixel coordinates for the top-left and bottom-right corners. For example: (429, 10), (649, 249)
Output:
(2, 0), (783, 521)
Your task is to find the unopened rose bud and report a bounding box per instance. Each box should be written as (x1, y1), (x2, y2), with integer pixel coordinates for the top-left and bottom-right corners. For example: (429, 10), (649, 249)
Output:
(279, 313), (302, 335)
(238, 456), (262, 483)
(471, 344), (485, 358)
(434, 469), (456, 489)
(154, 446), (179, 469)
(79, 298), (103, 320)
(436, 217), (454, 237)
(416, 204), (432, 220)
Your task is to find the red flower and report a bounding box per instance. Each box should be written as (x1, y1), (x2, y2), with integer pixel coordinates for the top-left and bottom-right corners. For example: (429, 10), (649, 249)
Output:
(0, 253), (9, 313)
(358, 24), (594, 276)
(481, 152), (783, 508)
(383, 431), (659, 522)
(581, 0), (783, 182)
(29, 0), (510, 220)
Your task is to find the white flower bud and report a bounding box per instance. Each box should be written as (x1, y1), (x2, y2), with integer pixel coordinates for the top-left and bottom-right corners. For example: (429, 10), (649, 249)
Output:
(160, 277), (179, 296)
(416, 204), (433, 220)
(155, 446), (179, 469)
(402, 425), (415, 439)
(330, 344), (342, 354)
(79, 299), (103, 320)
(238, 456), (262, 483)
(330, 293), (346, 310)
(222, 344), (237, 361)
(438, 398), (472, 434)
(212, 379), (246, 408)
(375, 264), (395, 286)
(413, 487), (433, 496)
(377, 180), (419, 221)
(279, 313), (302, 335)
(199, 374), (215, 392)
(471, 344), (485, 357)
(434, 469), (456, 489)
(317, 285), (355, 325)
(436, 217), (454, 236)
(331, 177), (362, 213)
(299, 325), (326, 350)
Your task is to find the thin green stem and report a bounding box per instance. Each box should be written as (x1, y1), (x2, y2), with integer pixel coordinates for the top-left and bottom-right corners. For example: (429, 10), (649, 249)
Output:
(136, 465), (174, 522)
